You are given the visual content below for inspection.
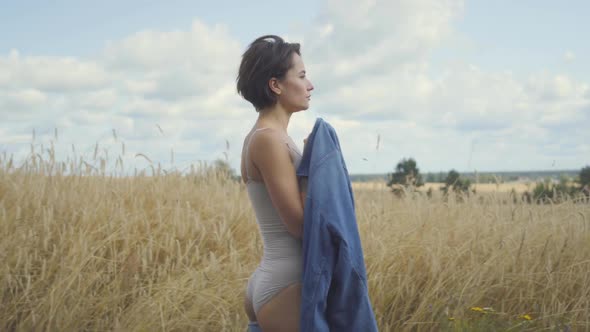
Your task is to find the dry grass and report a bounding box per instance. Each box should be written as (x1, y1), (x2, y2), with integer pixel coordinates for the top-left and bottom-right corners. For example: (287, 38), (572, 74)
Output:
(1, 144), (590, 331)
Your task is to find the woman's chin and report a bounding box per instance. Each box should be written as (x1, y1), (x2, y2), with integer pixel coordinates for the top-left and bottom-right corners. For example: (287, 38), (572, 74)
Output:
(293, 105), (309, 113)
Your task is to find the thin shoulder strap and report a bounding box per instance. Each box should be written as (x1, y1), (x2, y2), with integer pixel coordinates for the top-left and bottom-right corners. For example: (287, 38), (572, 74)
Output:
(284, 135), (302, 156)
(245, 127), (298, 180)
(245, 127), (271, 180)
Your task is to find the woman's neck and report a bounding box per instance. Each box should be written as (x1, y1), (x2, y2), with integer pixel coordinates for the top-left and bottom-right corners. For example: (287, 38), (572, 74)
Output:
(256, 105), (291, 132)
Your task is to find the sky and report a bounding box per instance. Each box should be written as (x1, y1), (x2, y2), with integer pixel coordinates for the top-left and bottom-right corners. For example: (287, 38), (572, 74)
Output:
(1, 0), (589, 176)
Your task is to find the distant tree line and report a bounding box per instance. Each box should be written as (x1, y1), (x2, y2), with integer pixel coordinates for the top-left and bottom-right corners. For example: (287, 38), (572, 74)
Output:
(422, 170), (579, 184)
(211, 154), (590, 204)
(521, 166), (590, 203)
(387, 158), (590, 203)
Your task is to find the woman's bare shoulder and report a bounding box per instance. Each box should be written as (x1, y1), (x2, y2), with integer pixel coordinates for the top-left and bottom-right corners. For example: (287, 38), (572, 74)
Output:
(249, 128), (285, 151)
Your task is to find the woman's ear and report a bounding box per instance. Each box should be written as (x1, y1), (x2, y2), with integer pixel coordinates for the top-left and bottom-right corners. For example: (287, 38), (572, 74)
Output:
(268, 78), (282, 96)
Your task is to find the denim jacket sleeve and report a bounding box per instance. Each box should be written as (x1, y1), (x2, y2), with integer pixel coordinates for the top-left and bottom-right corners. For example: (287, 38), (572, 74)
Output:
(297, 118), (379, 332)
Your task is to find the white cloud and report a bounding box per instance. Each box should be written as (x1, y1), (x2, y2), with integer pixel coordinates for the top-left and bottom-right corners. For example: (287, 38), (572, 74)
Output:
(1, 6), (588, 174)
(124, 79), (158, 95)
(0, 52), (110, 91)
(0, 89), (48, 111)
(103, 21), (240, 75)
(294, 0), (587, 172)
(0, 19), (251, 174)
(305, 0), (463, 81)
(70, 89), (120, 110)
(564, 50), (576, 62)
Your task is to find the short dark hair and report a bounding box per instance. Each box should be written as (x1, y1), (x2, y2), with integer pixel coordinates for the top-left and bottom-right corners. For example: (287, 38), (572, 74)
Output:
(236, 35), (301, 111)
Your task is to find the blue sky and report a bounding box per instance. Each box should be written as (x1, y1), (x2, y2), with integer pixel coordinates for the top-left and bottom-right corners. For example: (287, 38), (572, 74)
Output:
(449, 1), (590, 79)
(1, 0), (589, 175)
(0, 0), (320, 54)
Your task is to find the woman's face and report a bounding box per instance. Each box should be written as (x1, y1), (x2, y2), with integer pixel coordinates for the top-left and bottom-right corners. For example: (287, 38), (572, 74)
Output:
(276, 53), (314, 112)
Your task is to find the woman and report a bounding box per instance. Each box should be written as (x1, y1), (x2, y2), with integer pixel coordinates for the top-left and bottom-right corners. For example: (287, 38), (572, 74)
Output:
(237, 35), (314, 332)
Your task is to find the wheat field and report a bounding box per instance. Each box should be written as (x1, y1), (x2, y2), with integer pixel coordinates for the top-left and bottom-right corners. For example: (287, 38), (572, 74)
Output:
(1, 146), (590, 331)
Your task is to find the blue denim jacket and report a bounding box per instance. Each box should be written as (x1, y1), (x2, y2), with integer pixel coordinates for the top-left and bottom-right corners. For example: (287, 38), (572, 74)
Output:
(297, 118), (378, 332)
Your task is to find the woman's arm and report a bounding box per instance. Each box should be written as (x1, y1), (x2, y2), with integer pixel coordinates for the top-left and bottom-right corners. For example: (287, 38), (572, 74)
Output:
(251, 130), (305, 239)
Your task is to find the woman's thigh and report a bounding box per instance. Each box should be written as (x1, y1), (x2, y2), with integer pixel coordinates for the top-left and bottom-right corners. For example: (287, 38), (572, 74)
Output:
(256, 282), (301, 332)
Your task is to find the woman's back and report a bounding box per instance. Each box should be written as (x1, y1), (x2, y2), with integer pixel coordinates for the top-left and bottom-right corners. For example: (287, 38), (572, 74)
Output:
(244, 128), (303, 258)
(241, 127), (304, 317)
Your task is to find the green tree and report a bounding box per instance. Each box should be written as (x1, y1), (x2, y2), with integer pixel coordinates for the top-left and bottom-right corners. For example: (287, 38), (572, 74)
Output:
(438, 171), (446, 183)
(387, 158), (424, 196)
(213, 158), (235, 180)
(579, 166), (590, 188)
(425, 173), (436, 183)
(532, 179), (555, 203)
(441, 169), (471, 195)
(530, 177), (577, 204)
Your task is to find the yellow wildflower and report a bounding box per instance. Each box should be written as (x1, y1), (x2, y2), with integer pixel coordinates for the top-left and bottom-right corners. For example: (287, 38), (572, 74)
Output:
(519, 314), (532, 321)
(470, 306), (495, 314)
